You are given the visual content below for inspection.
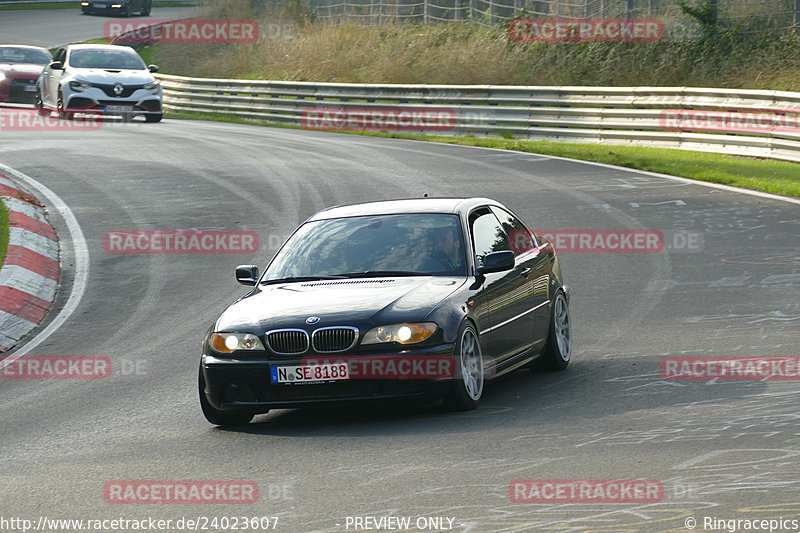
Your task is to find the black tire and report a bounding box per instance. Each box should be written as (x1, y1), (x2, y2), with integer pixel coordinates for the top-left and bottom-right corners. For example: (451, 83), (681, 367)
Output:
(198, 365), (255, 426)
(141, 0), (151, 15)
(57, 90), (73, 120)
(535, 291), (572, 371)
(445, 322), (484, 411)
(123, 2), (132, 17)
(34, 86), (48, 116)
(144, 113), (162, 123)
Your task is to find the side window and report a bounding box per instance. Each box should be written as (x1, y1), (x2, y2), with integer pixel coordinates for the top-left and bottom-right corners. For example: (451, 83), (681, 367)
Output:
(53, 48), (66, 63)
(470, 210), (509, 267)
(491, 206), (537, 255)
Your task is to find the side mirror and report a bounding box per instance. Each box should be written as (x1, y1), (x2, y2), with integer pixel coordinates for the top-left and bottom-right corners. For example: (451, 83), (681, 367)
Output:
(235, 264), (259, 286)
(477, 250), (515, 274)
(148, 64), (159, 73)
(49, 61), (63, 70)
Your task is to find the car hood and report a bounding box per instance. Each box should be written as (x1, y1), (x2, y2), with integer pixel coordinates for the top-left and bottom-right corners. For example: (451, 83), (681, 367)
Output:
(0, 63), (44, 78)
(216, 276), (466, 332)
(66, 68), (154, 85)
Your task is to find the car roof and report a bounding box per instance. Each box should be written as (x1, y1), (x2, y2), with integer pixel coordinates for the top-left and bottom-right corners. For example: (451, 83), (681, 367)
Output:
(0, 44), (50, 51)
(63, 44), (135, 51)
(306, 197), (501, 221)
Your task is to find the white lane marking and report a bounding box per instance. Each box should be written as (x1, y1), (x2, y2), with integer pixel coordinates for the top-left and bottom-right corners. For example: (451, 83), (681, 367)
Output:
(373, 137), (800, 205)
(0, 163), (89, 357)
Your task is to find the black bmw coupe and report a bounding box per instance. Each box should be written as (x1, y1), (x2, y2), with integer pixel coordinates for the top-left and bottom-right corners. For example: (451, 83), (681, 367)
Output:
(200, 198), (572, 425)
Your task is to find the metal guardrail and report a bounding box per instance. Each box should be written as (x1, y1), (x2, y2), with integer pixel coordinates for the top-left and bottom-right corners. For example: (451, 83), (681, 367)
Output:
(155, 73), (800, 163)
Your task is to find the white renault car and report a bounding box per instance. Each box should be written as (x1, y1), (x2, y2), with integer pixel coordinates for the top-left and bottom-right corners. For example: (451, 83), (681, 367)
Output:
(35, 44), (162, 122)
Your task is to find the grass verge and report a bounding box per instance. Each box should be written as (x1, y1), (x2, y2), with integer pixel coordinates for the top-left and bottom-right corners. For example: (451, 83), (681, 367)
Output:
(167, 110), (800, 198)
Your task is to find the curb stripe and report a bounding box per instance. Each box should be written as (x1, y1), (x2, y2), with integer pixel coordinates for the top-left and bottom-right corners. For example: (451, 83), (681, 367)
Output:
(0, 163), (84, 357)
(0, 286), (51, 324)
(0, 170), (61, 353)
(3, 245), (59, 281)
(8, 211), (58, 242)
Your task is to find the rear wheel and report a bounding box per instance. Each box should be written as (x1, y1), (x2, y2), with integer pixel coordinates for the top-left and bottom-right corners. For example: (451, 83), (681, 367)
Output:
(123, 2), (132, 16)
(141, 0), (151, 15)
(198, 365), (255, 426)
(445, 322), (484, 411)
(535, 291), (572, 371)
(144, 113), (162, 123)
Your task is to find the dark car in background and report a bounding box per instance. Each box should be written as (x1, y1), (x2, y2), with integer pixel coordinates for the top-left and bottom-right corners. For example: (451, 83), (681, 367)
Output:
(199, 197), (573, 426)
(0, 46), (51, 105)
(81, 0), (151, 16)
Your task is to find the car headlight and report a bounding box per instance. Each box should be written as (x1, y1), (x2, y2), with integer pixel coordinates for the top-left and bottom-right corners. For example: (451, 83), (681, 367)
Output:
(210, 332), (265, 353)
(143, 81), (159, 90)
(69, 80), (92, 91)
(361, 322), (438, 345)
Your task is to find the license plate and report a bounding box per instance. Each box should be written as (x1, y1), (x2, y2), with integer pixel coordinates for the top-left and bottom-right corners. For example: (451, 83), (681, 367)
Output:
(105, 105), (134, 113)
(271, 363), (349, 384)
(23, 85), (36, 92)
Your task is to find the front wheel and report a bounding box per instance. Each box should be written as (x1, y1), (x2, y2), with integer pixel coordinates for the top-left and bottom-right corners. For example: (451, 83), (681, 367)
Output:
(57, 90), (73, 120)
(445, 322), (484, 411)
(141, 1), (151, 15)
(536, 291), (572, 371)
(198, 366), (255, 426)
(34, 86), (48, 116)
(144, 113), (162, 123)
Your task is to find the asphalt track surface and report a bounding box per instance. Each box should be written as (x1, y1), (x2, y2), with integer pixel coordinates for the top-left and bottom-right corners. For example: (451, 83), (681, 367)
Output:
(0, 6), (198, 48)
(0, 115), (798, 532)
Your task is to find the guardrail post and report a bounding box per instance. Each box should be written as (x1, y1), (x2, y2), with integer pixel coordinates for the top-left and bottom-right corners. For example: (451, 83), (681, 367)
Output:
(795, 0), (800, 34)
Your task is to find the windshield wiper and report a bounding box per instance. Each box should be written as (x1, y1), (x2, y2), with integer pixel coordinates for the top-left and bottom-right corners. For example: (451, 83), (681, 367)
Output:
(335, 270), (423, 278)
(261, 275), (347, 285)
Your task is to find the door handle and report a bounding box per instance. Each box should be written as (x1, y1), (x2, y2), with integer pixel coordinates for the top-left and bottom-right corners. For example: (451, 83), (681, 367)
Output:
(520, 268), (532, 278)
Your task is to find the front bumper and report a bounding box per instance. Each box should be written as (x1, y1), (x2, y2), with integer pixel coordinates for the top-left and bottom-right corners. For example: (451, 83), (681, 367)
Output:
(81, 4), (129, 14)
(64, 86), (161, 116)
(201, 345), (456, 413)
(1, 79), (39, 104)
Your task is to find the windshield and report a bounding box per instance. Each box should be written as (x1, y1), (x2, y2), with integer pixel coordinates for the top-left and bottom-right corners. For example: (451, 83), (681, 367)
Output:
(0, 47), (50, 65)
(264, 213), (467, 281)
(68, 48), (146, 70)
